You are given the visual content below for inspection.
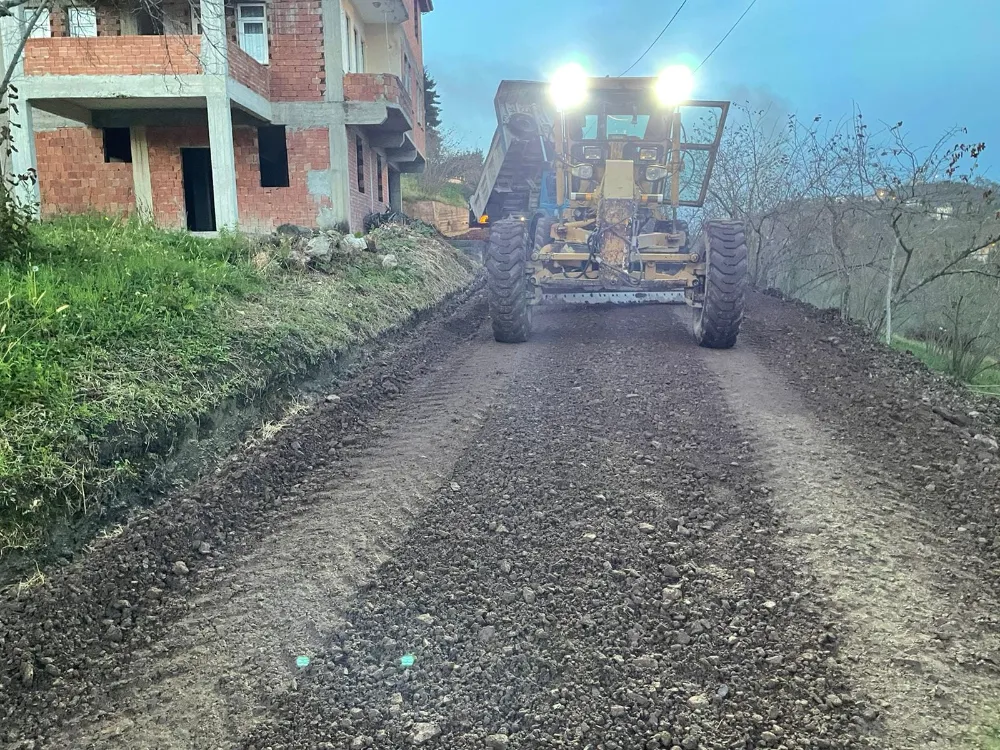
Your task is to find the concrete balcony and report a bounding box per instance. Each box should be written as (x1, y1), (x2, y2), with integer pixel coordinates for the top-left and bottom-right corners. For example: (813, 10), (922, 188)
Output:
(21, 36), (272, 126)
(343, 72), (422, 171)
(343, 72), (413, 130)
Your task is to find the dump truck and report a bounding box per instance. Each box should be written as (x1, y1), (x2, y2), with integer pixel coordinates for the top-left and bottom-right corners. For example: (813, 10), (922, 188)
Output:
(469, 70), (747, 348)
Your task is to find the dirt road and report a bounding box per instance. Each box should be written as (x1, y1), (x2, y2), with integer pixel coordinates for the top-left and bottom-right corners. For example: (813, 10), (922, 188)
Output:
(3, 290), (1000, 750)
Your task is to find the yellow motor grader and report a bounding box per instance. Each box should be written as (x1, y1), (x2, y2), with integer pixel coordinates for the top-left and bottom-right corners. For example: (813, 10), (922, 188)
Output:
(469, 65), (747, 347)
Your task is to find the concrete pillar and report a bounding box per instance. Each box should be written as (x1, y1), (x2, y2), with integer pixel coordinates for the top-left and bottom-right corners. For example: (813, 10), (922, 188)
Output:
(207, 95), (239, 229)
(199, 0), (236, 229)
(322, 0), (345, 103)
(388, 167), (401, 212)
(198, 0), (228, 76)
(320, 0), (351, 229)
(1, 7), (41, 213)
(130, 126), (153, 220)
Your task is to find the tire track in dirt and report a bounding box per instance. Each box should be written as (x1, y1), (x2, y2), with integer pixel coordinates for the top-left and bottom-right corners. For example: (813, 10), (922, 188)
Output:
(241, 306), (872, 750)
(699, 334), (1000, 749)
(50, 328), (527, 749)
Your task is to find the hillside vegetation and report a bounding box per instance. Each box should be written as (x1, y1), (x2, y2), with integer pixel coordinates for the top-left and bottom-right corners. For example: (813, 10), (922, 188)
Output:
(0, 216), (476, 554)
(702, 105), (1000, 387)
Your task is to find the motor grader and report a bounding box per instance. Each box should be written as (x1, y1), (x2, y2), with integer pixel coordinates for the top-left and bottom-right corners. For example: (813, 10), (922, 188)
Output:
(469, 66), (747, 347)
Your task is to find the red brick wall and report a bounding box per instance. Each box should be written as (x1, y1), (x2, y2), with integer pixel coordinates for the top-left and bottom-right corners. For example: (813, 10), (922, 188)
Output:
(97, 5), (122, 36)
(48, 7), (67, 36)
(35, 123), (334, 231)
(227, 42), (271, 99)
(346, 126), (389, 231)
(35, 127), (136, 217)
(265, 0), (325, 101)
(146, 125), (335, 231)
(235, 126), (332, 232)
(146, 125), (210, 227)
(161, 0), (195, 32)
(343, 72), (412, 114)
(24, 36), (202, 76)
(41, 6), (119, 36)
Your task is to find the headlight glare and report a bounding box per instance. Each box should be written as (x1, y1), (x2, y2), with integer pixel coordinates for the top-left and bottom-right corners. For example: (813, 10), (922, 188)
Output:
(549, 63), (588, 111)
(655, 64), (694, 106)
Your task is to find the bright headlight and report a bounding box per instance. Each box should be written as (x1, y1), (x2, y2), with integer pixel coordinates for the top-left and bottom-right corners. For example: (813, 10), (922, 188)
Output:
(655, 64), (693, 106)
(549, 63), (588, 111)
(571, 164), (595, 179)
(645, 165), (670, 181)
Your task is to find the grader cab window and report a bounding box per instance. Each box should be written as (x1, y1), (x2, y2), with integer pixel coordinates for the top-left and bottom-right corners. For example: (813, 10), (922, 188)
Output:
(576, 113), (653, 141)
(606, 114), (650, 139)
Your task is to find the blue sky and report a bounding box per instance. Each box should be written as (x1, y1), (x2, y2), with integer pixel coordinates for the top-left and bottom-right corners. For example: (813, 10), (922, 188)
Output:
(423, 0), (999, 175)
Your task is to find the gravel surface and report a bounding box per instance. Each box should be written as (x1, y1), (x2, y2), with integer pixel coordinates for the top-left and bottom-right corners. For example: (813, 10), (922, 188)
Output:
(3, 290), (1000, 750)
(241, 308), (873, 750)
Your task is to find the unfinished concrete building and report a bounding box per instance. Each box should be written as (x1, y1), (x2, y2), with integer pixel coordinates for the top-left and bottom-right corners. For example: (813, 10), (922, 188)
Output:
(0, 0), (431, 232)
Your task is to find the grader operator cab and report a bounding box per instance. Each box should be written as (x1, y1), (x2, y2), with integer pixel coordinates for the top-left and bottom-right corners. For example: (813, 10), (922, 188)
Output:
(470, 65), (748, 347)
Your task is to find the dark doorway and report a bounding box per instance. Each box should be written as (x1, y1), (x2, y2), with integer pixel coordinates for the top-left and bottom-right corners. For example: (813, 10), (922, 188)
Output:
(181, 148), (216, 232)
(387, 166), (401, 212)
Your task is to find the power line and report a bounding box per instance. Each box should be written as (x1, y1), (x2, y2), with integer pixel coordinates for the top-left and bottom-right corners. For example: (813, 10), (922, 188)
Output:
(619, 0), (689, 76)
(695, 0), (760, 72)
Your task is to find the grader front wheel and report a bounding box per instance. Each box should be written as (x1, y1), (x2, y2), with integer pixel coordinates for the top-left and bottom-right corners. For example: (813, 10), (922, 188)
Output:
(486, 219), (533, 343)
(694, 220), (748, 349)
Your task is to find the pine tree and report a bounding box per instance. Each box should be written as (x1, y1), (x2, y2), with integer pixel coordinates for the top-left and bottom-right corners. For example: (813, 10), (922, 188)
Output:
(423, 71), (442, 131)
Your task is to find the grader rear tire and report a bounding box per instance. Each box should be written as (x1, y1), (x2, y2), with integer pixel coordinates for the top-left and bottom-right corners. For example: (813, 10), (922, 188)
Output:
(486, 219), (532, 343)
(534, 215), (555, 254)
(694, 220), (748, 349)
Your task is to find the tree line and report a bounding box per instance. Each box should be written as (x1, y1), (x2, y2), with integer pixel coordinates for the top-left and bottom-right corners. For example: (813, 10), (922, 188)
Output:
(702, 104), (1000, 387)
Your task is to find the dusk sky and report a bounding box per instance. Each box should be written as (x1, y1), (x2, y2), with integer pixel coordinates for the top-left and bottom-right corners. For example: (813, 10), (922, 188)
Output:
(423, 0), (999, 176)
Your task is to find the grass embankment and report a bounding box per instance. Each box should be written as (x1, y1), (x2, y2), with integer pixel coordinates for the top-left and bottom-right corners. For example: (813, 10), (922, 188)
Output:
(890, 335), (1000, 396)
(0, 216), (476, 553)
(401, 175), (468, 208)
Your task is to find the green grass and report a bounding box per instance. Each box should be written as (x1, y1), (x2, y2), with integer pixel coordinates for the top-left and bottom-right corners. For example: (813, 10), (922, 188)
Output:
(971, 714), (1000, 750)
(401, 176), (469, 208)
(0, 215), (476, 553)
(891, 335), (1000, 395)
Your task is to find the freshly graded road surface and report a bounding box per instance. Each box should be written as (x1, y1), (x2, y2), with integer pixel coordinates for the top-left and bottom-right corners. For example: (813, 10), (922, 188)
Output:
(2, 289), (1000, 750)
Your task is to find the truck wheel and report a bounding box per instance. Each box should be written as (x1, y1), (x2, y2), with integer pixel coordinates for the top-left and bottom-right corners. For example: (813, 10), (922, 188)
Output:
(486, 218), (533, 343)
(694, 220), (748, 349)
(533, 215), (555, 254)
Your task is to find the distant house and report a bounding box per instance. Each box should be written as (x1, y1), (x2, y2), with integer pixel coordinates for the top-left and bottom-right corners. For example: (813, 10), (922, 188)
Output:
(1, 0), (433, 232)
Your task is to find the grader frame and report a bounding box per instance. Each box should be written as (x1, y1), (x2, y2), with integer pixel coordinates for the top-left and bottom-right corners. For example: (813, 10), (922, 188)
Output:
(471, 76), (749, 348)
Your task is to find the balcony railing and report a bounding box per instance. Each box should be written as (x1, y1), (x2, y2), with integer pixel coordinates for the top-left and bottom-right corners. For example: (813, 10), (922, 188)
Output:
(227, 42), (270, 99)
(24, 36), (203, 76)
(23, 36), (271, 102)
